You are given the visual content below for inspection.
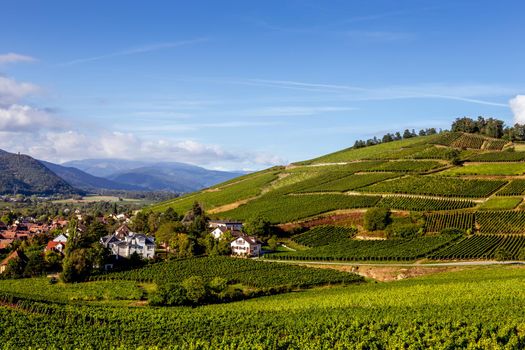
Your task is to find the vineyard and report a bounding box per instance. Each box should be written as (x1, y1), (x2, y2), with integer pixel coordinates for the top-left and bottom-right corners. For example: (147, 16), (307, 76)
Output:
(432, 132), (462, 146)
(477, 211), (525, 234)
(90, 256), (362, 289)
(425, 212), (475, 232)
(292, 226), (357, 247)
(297, 173), (400, 193)
(304, 135), (440, 164)
(377, 196), (476, 211)
(450, 133), (488, 149)
(432, 235), (525, 260)
(497, 180), (525, 196)
(220, 193), (380, 223)
(484, 139), (508, 150)
(266, 235), (459, 261)
(2, 267), (525, 348)
(468, 151), (525, 162)
(359, 176), (506, 198)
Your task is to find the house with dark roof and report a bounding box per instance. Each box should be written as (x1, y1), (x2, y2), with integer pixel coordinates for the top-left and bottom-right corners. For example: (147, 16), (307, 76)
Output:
(209, 220), (243, 231)
(100, 225), (156, 259)
(210, 226), (243, 240)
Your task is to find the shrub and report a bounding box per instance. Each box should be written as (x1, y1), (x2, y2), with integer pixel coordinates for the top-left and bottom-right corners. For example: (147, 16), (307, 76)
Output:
(494, 248), (512, 261)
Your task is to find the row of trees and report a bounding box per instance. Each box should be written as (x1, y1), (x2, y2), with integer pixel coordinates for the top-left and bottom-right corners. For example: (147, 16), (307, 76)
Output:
(353, 128), (438, 148)
(452, 116), (525, 141)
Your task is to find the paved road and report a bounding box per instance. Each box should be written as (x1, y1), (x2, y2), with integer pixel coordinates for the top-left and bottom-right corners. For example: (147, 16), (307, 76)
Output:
(261, 259), (525, 267)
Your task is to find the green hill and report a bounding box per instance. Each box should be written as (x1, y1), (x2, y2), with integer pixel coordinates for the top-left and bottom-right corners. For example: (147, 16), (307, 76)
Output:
(149, 131), (525, 261)
(150, 132), (522, 224)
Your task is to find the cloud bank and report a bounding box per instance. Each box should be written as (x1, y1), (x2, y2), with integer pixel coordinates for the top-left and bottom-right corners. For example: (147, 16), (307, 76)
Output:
(510, 95), (525, 124)
(0, 52), (285, 170)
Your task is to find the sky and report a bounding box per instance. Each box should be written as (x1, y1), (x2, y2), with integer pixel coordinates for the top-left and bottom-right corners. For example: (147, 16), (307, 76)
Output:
(1, 0), (525, 170)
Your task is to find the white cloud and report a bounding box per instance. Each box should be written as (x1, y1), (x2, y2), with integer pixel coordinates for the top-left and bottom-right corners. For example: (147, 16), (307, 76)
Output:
(0, 129), (285, 170)
(0, 53), (36, 65)
(0, 76), (40, 104)
(0, 104), (55, 132)
(510, 95), (525, 124)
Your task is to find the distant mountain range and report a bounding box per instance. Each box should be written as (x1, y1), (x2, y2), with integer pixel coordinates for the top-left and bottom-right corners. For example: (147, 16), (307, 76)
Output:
(0, 149), (247, 196)
(63, 159), (246, 193)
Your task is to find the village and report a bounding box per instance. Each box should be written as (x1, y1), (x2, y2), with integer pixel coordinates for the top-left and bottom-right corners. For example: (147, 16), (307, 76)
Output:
(0, 206), (264, 277)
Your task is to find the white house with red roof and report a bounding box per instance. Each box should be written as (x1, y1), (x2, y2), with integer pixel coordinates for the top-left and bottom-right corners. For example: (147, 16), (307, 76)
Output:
(230, 235), (261, 257)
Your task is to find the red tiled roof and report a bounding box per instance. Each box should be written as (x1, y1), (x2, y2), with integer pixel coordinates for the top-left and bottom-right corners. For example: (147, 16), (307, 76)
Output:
(45, 241), (65, 251)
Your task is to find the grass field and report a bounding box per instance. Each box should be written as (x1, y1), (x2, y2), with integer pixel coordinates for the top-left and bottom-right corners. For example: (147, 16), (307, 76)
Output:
(3, 267), (525, 348)
(479, 196), (523, 210)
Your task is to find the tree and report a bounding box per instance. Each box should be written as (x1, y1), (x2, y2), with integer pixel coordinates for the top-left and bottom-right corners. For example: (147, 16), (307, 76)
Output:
(445, 149), (462, 166)
(149, 283), (188, 306)
(171, 233), (194, 258)
(161, 208), (179, 224)
(267, 235), (278, 251)
(155, 222), (179, 247)
(182, 276), (208, 304)
(61, 248), (93, 282)
(364, 208), (391, 231)
(403, 129), (413, 139)
(23, 251), (46, 277)
(452, 117), (478, 133)
(244, 216), (272, 240)
(132, 211), (149, 232)
(3, 256), (26, 278)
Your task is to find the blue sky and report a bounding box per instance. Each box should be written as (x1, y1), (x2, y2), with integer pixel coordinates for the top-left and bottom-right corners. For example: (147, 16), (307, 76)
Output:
(1, 0), (525, 170)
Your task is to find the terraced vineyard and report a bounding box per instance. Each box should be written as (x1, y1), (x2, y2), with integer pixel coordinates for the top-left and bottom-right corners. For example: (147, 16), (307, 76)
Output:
(433, 235), (525, 260)
(377, 196), (475, 211)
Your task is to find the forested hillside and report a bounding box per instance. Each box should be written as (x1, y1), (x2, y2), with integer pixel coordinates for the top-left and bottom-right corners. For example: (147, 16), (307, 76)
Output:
(0, 150), (81, 196)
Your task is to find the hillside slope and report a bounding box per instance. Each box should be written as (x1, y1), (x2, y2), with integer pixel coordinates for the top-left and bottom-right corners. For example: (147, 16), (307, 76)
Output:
(0, 149), (81, 196)
(150, 132), (525, 226)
